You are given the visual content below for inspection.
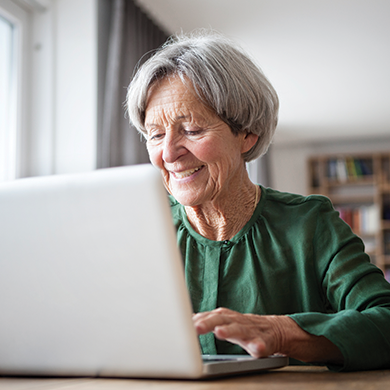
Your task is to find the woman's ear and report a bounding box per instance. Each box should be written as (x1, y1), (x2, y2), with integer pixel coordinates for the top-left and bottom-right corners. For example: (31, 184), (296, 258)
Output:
(241, 132), (259, 154)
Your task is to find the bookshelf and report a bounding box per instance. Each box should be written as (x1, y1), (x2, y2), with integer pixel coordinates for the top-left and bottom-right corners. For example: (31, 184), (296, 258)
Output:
(308, 153), (390, 282)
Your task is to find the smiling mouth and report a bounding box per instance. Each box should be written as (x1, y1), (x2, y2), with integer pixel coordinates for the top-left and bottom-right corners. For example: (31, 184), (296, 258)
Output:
(172, 166), (204, 179)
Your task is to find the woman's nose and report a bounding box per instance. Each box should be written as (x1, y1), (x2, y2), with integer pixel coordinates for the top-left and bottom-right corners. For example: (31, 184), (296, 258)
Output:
(162, 133), (186, 163)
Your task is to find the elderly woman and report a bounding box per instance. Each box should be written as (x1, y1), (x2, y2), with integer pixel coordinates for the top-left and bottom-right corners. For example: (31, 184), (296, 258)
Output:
(127, 32), (390, 371)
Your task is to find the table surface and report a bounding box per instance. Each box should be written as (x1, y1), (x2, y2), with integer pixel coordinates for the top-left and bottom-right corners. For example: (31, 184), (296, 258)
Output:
(1, 366), (390, 390)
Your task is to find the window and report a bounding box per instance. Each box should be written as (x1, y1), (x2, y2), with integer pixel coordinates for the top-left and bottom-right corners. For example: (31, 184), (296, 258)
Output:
(0, 0), (30, 182)
(0, 12), (17, 181)
(1, 0), (99, 180)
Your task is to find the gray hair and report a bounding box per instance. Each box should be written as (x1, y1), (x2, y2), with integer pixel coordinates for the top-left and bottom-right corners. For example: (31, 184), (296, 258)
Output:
(126, 31), (279, 161)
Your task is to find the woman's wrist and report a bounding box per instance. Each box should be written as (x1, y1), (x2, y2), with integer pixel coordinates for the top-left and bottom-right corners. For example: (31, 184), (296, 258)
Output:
(273, 315), (344, 365)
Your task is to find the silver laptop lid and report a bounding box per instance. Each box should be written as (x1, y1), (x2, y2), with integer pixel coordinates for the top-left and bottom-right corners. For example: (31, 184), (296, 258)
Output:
(0, 165), (203, 378)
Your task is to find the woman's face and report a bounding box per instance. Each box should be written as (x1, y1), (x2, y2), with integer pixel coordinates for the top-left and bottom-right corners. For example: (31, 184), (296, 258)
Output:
(144, 76), (256, 206)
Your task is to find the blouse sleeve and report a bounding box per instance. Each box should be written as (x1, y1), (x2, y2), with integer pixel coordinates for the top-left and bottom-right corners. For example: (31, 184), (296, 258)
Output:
(288, 197), (390, 371)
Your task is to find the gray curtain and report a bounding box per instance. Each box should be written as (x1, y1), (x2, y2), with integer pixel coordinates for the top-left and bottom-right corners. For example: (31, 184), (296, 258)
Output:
(99, 0), (168, 168)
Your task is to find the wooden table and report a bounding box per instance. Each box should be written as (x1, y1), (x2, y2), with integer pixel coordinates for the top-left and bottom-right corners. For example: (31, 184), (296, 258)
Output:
(1, 366), (390, 390)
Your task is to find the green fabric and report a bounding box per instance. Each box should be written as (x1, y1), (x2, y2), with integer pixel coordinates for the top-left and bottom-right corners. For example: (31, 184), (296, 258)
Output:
(169, 186), (390, 371)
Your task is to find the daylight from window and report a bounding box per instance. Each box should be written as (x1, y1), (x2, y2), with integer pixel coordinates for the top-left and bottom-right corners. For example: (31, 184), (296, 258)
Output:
(0, 13), (16, 181)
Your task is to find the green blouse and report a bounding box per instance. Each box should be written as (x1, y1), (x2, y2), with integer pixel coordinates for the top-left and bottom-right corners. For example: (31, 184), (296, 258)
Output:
(169, 186), (390, 371)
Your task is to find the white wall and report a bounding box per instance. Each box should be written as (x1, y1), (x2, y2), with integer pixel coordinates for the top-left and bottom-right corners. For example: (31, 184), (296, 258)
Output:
(270, 137), (390, 195)
(54, 0), (98, 174)
(269, 143), (312, 195)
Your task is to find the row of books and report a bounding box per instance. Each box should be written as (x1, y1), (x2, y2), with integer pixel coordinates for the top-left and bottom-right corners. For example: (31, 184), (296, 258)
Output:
(336, 204), (379, 234)
(327, 157), (373, 181)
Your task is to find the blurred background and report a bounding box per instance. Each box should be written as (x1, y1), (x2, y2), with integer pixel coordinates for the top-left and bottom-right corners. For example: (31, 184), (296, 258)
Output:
(0, 0), (389, 193)
(1, 0), (390, 277)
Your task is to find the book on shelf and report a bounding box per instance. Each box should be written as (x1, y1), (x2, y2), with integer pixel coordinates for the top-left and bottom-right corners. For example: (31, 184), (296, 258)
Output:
(327, 157), (373, 181)
(383, 231), (390, 255)
(382, 158), (390, 183)
(335, 204), (379, 234)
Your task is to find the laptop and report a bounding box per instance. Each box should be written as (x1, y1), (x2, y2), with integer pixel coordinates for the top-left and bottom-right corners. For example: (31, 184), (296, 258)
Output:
(0, 164), (288, 379)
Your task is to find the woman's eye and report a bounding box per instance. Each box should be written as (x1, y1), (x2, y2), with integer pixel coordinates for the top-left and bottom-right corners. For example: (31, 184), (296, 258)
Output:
(184, 129), (202, 136)
(149, 133), (164, 141)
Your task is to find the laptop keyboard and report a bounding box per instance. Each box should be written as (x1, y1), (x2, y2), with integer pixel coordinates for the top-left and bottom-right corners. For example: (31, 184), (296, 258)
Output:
(202, 355), (253, 362)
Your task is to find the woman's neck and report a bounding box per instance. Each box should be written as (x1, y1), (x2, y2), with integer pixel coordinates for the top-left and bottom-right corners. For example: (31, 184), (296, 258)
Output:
(184, 176), (260, 242)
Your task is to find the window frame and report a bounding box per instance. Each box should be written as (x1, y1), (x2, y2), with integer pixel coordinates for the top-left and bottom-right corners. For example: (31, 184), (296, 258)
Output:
(0, 13), (15, 181)
(0, 0), (31, 181)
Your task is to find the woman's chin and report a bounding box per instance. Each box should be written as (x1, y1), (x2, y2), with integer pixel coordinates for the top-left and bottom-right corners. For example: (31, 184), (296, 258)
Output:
(168, 181), (206, 206)
(173, 195), (197, 207)
(170, 191), (203, 207)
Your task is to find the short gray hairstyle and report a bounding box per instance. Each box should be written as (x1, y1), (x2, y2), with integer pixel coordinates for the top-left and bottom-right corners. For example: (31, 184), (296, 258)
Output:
(126, 31), (279, 161)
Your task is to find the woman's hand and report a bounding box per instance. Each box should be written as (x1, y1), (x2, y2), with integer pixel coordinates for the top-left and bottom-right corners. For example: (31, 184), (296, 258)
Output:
(193, 307), (344, 365)
(193, 307), (285, 358)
